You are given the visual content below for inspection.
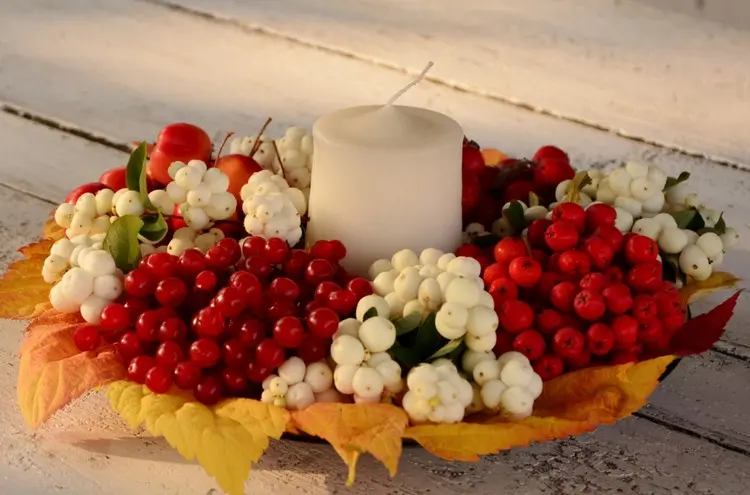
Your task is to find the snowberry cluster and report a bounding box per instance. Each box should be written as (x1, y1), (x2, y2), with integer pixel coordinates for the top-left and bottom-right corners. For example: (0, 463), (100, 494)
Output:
(229, 134), (277, 170)
(368, 248), (498, 352)
(48, 246), (122, 324)
(401, 360), (473, 424)
(164, 160), (238, 230)
(463, 351), (542, 419)
(275, 126), (313, 201)
(329, 295), (404, 402)
(54, 189), (115, 239)
(166, 227), (225, 257)
(240, 170), (306, 246)
(260, 357), (338, 410)
(43, 233), (105, 284)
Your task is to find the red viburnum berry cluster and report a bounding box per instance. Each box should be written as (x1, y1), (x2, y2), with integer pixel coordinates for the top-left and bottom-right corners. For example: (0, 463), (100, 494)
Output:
(470, 202), (685, 380)
(72, 237), (373, 404)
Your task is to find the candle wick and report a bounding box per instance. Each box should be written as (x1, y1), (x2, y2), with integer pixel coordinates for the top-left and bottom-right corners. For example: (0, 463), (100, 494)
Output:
(386, 61), (434, 106)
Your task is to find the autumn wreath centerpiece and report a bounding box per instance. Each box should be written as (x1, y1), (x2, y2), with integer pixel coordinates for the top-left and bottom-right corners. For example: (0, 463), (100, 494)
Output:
(0, 110), (742, 494)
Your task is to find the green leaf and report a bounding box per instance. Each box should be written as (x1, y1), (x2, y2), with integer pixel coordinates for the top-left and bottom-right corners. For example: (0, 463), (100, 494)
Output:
(103, 215), (144, 272)
(388, 343), (422, 369)
(428, 338), (464, 360)
(414, 314), (446, 358)
(664, 171), (690, 190)
(578, 174), (593, 190)
(670, 209), (697, 229)
(472, 233), (500, 250)
(125, 143), (155, 211)
(363, 307), (378, 321)
(393, 312), (422, 336)
(139, 212), (168, 244)
(502, 201), (526, 233)
(528, 192), (540, 207)
(685, 210), (706, 231)
(713, 213), (726, 235)
(661, 254), (681, 284)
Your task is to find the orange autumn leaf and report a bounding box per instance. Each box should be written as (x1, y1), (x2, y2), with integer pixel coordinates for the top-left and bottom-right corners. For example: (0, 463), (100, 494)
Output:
(42, 217), (65, 241)
(481, 148), (508, 166)
(292, 403), (409, 483)
(18, 310), (126, 428)
(405, 356), (674, 461)
(680, 271), (741, 305)
(0, 239), (54, 319)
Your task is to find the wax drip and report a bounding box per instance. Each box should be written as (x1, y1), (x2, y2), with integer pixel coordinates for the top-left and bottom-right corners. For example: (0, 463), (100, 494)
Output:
(386, 62), (434, 106)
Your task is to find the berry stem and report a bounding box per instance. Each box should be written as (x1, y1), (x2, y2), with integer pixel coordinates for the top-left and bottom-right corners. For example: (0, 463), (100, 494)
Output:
(213, 131), (235, 165)
(249, 118), (273, 158)
(270, 140), (288, 181)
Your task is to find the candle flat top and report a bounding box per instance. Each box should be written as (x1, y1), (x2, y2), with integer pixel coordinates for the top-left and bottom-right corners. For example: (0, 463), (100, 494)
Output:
(313, 105), (463, 148)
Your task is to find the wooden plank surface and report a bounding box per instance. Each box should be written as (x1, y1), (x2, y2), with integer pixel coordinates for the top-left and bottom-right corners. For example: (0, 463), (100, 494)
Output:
(155, 0), (750, 166)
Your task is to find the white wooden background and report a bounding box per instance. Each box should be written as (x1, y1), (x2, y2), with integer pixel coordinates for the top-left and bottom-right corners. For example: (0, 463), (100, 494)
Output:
(1, 1), (749, 493)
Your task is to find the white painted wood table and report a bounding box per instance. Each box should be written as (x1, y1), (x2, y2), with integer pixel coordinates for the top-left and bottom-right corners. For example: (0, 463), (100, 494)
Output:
(1, 1), (749, 493)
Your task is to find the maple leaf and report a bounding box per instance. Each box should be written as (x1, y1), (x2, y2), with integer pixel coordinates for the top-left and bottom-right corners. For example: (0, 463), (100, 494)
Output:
(18, 310), (126, 428)
(680, 271), (741, 305)
(0, 239), (54, 319)
(292, 403), (409, 485)
(670, 290), (742, 356)
(405, 356), (674, 461)
(108, 382), (289, 495)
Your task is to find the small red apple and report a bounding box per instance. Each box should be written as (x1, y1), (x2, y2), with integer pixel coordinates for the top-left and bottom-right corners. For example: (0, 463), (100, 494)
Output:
(214, 154), (263, 200)
(65, 182), (108, 204)
(147, 123), (213, 186)
(99, 167), (127, 191)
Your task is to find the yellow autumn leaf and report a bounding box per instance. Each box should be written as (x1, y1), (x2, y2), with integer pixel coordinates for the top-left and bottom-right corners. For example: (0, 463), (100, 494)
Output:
(405, 356), (674, 461)
(481, 148), (508, 166)
(18, 310), (126, 428)
(680, 271), (742, 305)
(292, 402), (409, 484)
(42, 217), (65, 241)
(108, 382), (289, 495)
(0, 239), (54, 319)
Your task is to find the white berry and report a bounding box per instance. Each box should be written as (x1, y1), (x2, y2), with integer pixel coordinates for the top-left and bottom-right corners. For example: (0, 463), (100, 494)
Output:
(368, 258), (393, 279)
(92, 274), (122, 300)
(166, 182), (188, 204)
(286, 382), (315, 410)
(393, 266), (422, 301)
(500, 386), (535, 419)
(466, 305), (499, 337)
(696, 232), (724, 258)
(461, 349), (496, 374)
(79, 250), (116, 277)
(647, 166), (667, 190)
(333, 364), (359, 394)
(372, 269), (398, 297)
(625, 160), (649, 179)
(446, 257), (481, 279)
(330, 335), (366, 365)
(54, 203), (75, 228)
(417, 278), (443, 311)
(653, 213), (678, 230)
(352, 367), (384, 399)
(658, 227), (689, 254)
(632, 218), (662, 240)
(49, 283), (79, 313)
(115, 190), (145, 217)
(721, 228), (739, 249)
(472, 359), (501, 385)
(304, 362), (333, 393)
(608, 169), (632, 196)
(355, 294), (391, 321)
(465, 332), (497, 352)
(500, 359), (535, 387)
(375, 360), (403, 389)
(333, 318), (361, 339)
(444, 277), (481, 307)
(167, 238), (194, 256)
(59, 267), (94, 305)
(391, 249), (419, 271)
(175, 166), (202, 190)
(480, 379), (508, 409)
(419, 248), (444, 266)
(614, 207), (634, 233)
(358, 316), (396, 352)
(80, 294), (109, 324)
(402, 391), (432, 423)
(278, 356), (306, 385)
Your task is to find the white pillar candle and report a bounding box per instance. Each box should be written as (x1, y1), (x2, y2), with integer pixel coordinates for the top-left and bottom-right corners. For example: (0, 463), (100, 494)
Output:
(307, 71), (464, 276)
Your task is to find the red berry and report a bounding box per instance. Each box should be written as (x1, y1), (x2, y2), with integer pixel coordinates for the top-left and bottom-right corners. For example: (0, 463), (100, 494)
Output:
(535, 272), (563, 301)
(347, 278), (373, 299)
(241, 236), (267, 258)
(297, 335), (331, 363)
(192, 306), (226, 338)
(552, 203), (586, 233)
(527, 219), (553, 248)
(267, 300), (298, 323)
(593, 225), (625, 253)
(662, 311), (686, 333)
(508, 256), (542, 288)
(124, 268), (156, 298)
(190, 338), (221, 368)
(273, 316), (306, 348)
(310, 240), (334, 261)
(624, 235), (658, 264)
(654, 291), (683, 317)
(268, 277), (300, 302)
(586, 323), (615, 356)
(602, 283), (633, 314)
(222, 338), (250, 370)
(73, 325), (101, 352)
(565, 349), (592, 370)
(156, 318), (185, 342)
(221, 369), (248, 395)
(462, 145), (486, 175)
(327, 289), (357, 316)
(229, 271), (263, 304)
(533, 145), (569, 164)
(489, 278), (519, 306)
(493, 238), (528, 264)
(233, 316), (267, 349)
(493, 331), (514, 355)
(544, 221), (579, 252)
(533, 354), (565, 380)
(550, 281), (578, 313)
(585, 203), (617, 231)
(557, 250), (591, 277)
(255, 339), (285, 368)
(194, 375), (223, 405)
(552, 327), (585, 359)
(136, 308), (173, 342)
(627, 261), (663, 292)
(573, 289), (607, 321)
(314, 281), (341, 304)
(264, 237), (291, 264)
(638, 318), (663, 344)
(214, 286), (246, 317)
(194, 270), (219, 293)
(216, 238), (242, 265)
(173, 361), (202, 389)
(604, 266), (625, 285)
(123, 297), (151, 320)
(579, 272), (607, 292)
(118, 332), (142, 361)
(307, 307), (340, 339)
(305, 259), (336, 285)
(304, 300), (325, 315)
(631, 294), (659, 322)
(503, 180), (536, 204)
(328, 240), (347, 262)
(534, 158), (575, 189)
(530, 249), (549, 268)
(205, 246), (234, 271)
(498, 300), (534, 333)
(513, 330), (546, 360)
(583, 236), (615, 270)
(156, 341), (185, 370)
(611, 315), (639, 349)
(178, 249), (206, 279)
(455, 243), (483, 259)
(127, 355), (154, 384)
(100, 303), (130, 333)
(246, 360), (273, 383)
(538, 309), (564, 335)
(155, 277), (188, 307)
(243, 255), (273, 280)
(145, 252), (179, 280)
(483, 263), (509, 287)
(610, 352), (639, 365)
(283, 249), (311, 278)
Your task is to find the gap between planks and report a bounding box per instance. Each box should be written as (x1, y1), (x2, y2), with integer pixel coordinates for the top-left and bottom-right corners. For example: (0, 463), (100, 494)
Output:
(137, 0), (749, 172)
